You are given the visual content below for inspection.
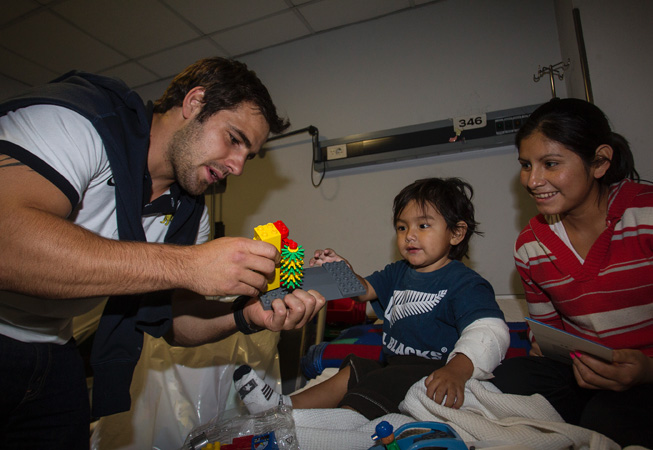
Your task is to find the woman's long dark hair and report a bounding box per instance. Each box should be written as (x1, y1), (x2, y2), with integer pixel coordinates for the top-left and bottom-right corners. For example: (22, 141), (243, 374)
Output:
(516, 98), (639, 185)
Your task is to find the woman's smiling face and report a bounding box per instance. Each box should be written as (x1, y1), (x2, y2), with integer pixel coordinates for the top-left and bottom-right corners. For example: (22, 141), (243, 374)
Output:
(518, 131), (603, 218)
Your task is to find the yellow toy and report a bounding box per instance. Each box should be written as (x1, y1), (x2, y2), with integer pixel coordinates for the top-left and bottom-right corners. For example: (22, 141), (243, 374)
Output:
(253, 220), (304, 292)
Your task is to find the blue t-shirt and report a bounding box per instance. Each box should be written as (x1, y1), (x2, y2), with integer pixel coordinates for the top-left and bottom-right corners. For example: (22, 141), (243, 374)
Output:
(366, 260), (503, 361)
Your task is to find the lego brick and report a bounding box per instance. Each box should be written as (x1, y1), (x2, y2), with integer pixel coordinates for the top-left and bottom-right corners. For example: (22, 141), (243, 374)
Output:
(258, 261), (365, 310)
(280, 243), (304, 290)
(259, 287), (290, 310)
(321, 260), (366, 298)
(253, 223), (281, 290)
(273, 220), (289, 239)
(253, 223), (281, 248)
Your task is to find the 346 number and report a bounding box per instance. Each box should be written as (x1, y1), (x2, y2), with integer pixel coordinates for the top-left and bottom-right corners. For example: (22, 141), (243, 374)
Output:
(453, 113), (487, 131)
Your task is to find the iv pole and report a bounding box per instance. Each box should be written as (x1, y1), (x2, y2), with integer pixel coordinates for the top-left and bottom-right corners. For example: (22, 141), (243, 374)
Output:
(533, 59), (570, 98)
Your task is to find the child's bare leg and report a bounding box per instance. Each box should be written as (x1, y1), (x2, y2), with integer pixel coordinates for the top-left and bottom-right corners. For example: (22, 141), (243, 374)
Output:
(291, 366), (350, 409)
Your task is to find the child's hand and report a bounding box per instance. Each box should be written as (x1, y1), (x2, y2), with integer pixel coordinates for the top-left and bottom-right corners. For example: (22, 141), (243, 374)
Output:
(424, 354), (473, 409)
(310, 249), (373, 302)
(309, 248), (347, 267)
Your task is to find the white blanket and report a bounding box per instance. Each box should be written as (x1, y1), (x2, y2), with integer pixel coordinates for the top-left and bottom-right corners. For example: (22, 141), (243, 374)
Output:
(294, 410), (414, 450)
(293, 378), (621, 450)
(401, 378), (620, 450)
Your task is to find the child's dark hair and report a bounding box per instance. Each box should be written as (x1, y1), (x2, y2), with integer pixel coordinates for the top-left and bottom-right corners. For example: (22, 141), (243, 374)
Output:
(153, 57), (290, 134)
(392, 177), (481, 260)
(516, 98), (639, 187)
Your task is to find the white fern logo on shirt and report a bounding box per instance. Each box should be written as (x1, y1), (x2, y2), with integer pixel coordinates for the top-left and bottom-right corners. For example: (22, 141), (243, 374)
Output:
(384, 289), (447, 325)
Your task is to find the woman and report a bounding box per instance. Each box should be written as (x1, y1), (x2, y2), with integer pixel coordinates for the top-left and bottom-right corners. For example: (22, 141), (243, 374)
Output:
(491, 98), (653, 448)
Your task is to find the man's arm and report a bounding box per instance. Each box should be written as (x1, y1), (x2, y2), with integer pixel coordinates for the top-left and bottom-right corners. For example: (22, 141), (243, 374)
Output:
(166, 291), (238, 346)
(0, 159), (277, 299)
(167, 288), (326, 347)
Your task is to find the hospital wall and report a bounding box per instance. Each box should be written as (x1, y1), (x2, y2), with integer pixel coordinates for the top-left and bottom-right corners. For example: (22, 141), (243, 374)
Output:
(138, 0), (652, 296)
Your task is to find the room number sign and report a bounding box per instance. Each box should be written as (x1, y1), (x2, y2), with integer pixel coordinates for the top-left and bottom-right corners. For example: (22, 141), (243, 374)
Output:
(453, 113), (487, 131)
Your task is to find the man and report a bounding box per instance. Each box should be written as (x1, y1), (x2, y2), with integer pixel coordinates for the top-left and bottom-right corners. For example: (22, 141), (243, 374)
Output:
(0, 57), (325, 449)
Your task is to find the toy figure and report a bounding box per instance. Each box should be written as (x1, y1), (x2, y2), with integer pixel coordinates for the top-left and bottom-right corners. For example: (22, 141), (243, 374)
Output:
(371, 421), (401, 450)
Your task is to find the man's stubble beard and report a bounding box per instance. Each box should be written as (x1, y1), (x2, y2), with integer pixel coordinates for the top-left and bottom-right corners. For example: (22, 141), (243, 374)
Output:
(166, 119), (206, 196)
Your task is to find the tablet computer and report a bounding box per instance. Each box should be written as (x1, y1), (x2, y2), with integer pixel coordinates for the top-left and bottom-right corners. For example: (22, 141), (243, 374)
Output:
(525, 318), (613, 364)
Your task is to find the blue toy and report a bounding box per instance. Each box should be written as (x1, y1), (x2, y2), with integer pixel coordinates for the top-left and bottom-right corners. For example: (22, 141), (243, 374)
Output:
(371, 421), (401, 450)
(369, 421), (468, 450)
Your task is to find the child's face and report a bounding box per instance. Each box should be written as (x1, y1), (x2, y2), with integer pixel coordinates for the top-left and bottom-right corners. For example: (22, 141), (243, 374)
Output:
(395, 200), (464, 273)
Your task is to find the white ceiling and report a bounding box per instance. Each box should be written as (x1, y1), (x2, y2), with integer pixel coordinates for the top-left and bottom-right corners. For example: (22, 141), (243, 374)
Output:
(0, 0), (437, 101)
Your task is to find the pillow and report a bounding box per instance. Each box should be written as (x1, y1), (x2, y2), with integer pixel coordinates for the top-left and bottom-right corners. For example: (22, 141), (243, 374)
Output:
(300, 321), (531, 380)
(505, 321), (532, 359)
(301, 324), (383, 379)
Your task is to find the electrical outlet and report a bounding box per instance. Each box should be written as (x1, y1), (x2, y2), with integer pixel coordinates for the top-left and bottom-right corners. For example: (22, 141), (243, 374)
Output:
(326, 144), (347, 160)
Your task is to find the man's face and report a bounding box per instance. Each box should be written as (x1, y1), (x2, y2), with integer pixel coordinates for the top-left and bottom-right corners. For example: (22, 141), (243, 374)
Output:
(167, 101), (270, 195)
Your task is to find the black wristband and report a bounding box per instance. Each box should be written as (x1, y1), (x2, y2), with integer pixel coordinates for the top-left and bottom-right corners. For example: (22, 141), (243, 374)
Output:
(232, 296), (263, 335)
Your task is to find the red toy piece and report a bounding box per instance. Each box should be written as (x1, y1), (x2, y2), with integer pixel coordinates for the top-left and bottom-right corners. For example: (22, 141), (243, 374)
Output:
(221, 434), (253, 450)
(273, 220), (289, 239)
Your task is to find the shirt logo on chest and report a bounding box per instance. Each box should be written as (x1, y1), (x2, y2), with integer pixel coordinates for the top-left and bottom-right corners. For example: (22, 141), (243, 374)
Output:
(385, 289), (447, 325)
(160, 214), (173, 226)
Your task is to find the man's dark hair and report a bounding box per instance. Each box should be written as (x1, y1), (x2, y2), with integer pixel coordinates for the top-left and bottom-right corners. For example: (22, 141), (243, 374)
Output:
(392, 177), (481, 260)
(153, 57), (290, 134)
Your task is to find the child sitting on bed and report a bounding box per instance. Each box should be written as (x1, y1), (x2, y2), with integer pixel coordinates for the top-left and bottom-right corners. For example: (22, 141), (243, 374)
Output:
(234, 177), (510, 419)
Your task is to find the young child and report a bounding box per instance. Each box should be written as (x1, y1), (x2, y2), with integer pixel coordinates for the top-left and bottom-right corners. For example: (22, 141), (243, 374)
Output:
(234, 177), (509, 419)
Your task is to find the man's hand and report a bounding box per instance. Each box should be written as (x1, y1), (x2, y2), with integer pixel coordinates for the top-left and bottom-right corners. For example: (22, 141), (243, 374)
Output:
(424, 353), (474, 409)
(572, 349), (653, 391)
(244, 289), (326, 332)
(184, 237), (280, 298)
(1, 158), (281, 299)
(168, 288), (325, 347)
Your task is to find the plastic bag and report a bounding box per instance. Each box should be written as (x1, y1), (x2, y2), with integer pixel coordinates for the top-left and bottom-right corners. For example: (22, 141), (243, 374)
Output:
(181, 406), (299, 450)
(90, 331), (280, 450)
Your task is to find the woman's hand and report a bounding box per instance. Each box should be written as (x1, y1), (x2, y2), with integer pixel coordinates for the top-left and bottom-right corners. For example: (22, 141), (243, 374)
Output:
(572, 349), (653, 391)
(529, 340), (544, 357)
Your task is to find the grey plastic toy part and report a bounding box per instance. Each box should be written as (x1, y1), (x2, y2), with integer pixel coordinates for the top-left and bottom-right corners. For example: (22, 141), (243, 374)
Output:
(258, 261), (365, 310)
(259, 287), (290, 310)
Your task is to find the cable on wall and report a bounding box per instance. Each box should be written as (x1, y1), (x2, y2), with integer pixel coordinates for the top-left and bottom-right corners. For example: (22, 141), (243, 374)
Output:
(266, 125), (325, 187)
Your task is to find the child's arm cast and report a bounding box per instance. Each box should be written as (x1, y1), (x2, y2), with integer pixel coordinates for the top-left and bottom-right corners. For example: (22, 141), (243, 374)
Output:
(425, 317), (509, 408)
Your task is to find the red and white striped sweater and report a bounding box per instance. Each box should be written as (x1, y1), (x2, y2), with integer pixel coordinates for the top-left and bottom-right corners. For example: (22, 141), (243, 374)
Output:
(515, 179), (653, 356)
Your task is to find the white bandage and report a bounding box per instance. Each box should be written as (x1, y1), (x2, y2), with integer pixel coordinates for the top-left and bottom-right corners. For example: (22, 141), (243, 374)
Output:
(447, 317), (510, 380)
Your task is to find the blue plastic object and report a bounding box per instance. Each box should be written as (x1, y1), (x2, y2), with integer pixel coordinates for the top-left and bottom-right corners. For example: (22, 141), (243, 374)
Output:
(371, 420), (394, 440)
(368, 421), (468, 450)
